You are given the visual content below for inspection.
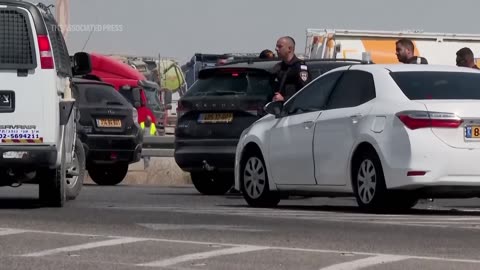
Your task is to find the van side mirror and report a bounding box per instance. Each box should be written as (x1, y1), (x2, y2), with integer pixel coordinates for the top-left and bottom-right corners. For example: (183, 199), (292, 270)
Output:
(132, 88), (141, 108)
(264, 101), (283, 117)
(72, 52), (92, 76)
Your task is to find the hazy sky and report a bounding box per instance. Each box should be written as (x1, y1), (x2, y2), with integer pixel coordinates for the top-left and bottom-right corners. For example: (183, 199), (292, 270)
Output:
(43, 0), (480, 63)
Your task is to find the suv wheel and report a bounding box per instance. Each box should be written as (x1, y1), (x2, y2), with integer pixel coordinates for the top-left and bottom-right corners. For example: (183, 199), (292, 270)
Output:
(88, 163), (129, 186)
(191, 172), (233, 195)
(241, 151), (280, 208)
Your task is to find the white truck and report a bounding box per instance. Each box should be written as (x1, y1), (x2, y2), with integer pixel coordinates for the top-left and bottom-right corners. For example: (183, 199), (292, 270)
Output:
(304, 28), (480, 65)
(0, 1), (90, 207)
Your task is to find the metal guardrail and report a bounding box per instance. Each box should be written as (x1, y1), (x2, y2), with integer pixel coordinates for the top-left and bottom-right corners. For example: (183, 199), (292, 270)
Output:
(141, 136), (175, 157)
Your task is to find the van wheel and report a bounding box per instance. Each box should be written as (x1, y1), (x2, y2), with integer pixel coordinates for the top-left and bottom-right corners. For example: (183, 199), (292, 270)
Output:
(88, 163), (129, 186)
(39, 141), (66, 207)
(190, 172), (233, 195)
(39, 168), (66, 207)
(352, 149), (388, 212)
(241, 152), (280, 208)
(66, 140), (85, 200)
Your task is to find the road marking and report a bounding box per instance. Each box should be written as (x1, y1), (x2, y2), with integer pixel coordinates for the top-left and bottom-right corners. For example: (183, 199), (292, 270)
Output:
(154, 207), (480, 230)
(319, 255), (410, 270)
(4, 227), (480, 264)
(138, 223), (268, 232)
(137, 245), (268, 267)
(21, 237), (145, 257)
(0, 229), (26, 236)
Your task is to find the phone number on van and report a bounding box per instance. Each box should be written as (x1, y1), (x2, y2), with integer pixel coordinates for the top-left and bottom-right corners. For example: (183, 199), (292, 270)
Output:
(0, 133), (41, 139)
(0, 128), (41, 139)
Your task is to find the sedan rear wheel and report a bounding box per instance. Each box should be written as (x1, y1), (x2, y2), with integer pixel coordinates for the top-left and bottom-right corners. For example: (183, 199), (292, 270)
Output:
(353, 150), (388, 212)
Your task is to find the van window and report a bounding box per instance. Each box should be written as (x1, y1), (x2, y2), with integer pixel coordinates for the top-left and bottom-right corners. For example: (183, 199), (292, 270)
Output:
(0, 8), (36, 70)
(43, 15), (71, 77)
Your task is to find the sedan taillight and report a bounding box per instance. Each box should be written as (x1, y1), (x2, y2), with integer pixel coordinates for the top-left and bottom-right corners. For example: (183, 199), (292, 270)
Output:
(396, 110), (463, 130)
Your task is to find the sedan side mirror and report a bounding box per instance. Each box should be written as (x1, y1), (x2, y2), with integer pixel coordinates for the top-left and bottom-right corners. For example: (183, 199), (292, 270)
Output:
(264, 101), (283, 117)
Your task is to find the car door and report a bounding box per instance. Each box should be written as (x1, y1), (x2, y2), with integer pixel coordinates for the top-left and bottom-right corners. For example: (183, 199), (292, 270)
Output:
(313, 70), (376, 186)
(268, 71), (344, 185)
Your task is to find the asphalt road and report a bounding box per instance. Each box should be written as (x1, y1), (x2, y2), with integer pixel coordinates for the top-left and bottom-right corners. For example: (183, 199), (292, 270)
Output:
(1, 184), (480, 269)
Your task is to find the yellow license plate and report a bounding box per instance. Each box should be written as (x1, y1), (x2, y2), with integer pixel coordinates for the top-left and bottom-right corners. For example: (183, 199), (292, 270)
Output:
(466, 126), (480, 138)
(198, 113), (233, 124)
(96, 118), (121, 128)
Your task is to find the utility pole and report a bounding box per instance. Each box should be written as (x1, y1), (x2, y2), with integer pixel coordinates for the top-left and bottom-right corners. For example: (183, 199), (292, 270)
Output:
(55, 0), (70, 40)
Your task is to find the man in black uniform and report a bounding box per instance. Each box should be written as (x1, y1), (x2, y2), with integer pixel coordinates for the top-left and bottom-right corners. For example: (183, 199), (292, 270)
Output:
(272, 36), (311, 102)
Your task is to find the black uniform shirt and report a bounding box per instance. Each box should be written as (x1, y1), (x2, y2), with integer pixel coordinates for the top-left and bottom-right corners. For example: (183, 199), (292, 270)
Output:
(272, 56), (311, 100)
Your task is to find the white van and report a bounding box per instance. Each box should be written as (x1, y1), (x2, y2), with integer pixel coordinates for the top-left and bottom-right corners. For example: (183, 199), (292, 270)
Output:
(0, 1), (90, 206)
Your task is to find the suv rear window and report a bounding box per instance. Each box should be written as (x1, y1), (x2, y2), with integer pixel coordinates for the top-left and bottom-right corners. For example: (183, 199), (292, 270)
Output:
(185, 68), (274, 97)
(0, 8), (36, 69)
(76, 84), (130, 106)
(391, 71), (480, 100)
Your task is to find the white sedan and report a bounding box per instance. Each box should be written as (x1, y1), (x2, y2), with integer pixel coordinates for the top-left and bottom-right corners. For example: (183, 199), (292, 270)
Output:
(234, 64), (480, 211)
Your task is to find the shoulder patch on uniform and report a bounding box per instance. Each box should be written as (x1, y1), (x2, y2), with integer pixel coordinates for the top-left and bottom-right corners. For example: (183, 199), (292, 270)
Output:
(300, 65), (308, 70)
(300, 71), (308, 82)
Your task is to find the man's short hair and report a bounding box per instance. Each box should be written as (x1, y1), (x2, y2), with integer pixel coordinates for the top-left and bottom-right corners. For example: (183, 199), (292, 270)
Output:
(457, 47), (474, 59)
(259, 49), (274, 59)
(285, 36), (295, 46)
(280, 36), (296, 47)
(396, 38), (414, 51)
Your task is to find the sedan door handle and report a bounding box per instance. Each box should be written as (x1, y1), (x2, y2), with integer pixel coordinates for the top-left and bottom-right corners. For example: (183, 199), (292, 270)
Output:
(350, 114), (363, 124)
(303, 121), (314, 129)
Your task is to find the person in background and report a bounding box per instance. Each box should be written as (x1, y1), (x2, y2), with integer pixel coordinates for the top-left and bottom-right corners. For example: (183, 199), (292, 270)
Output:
(140, 115), (157, 169)
(259, 49), (275, 59)
(395, 38), (428, 64)
(456, 47), (480, 69)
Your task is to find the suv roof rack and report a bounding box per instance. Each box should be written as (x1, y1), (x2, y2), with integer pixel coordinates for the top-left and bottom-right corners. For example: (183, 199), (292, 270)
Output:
(305, 58), (373, 64)
(221, 57), (373, 66)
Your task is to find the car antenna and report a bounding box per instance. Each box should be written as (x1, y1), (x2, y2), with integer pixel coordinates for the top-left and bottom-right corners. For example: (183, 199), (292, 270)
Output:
(81, 28), (94, 52)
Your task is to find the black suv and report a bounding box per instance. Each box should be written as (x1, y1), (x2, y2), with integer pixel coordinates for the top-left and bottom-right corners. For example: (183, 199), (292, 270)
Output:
(73, 78), (143, 186)
(174, 58), (369, 195)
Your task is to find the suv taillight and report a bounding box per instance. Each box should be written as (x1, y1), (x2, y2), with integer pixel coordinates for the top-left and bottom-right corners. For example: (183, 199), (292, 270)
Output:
(37, 35), (54, 69)
(396, 110), (463, 130)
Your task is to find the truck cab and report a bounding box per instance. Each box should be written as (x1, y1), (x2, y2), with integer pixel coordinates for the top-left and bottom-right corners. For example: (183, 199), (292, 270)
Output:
(80, 53), (161, 127)
(304, 28), (480, 66)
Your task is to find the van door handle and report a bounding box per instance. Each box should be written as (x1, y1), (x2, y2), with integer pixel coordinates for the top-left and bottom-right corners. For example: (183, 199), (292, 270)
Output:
(303, 121), (314, 129)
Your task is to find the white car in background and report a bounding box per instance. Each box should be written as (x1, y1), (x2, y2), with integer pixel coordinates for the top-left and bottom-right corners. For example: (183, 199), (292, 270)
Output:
(234, 64), (480, 212)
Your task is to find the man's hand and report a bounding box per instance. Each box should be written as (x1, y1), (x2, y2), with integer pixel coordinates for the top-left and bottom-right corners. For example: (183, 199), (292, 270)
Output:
(273, 92), (284, 102)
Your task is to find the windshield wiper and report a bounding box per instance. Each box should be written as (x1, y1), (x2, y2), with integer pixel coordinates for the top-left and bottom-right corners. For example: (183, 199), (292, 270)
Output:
(105, 101), (124, 106)
(214, 90), (246, 96)
(189, 90), (247, 96)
